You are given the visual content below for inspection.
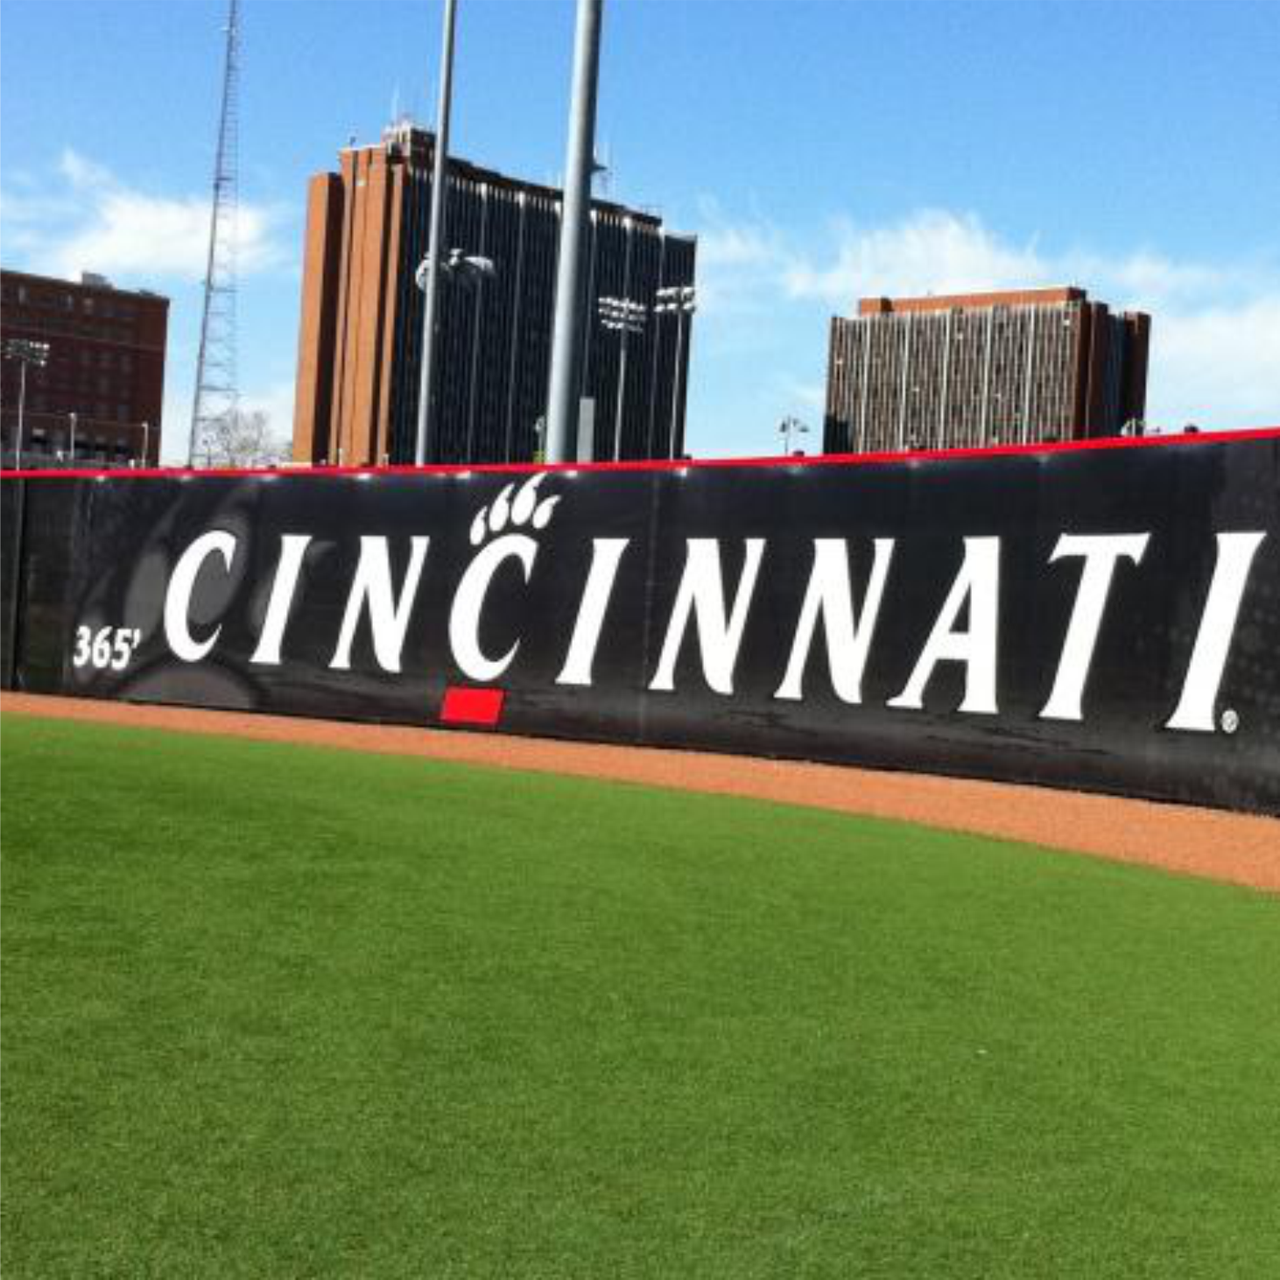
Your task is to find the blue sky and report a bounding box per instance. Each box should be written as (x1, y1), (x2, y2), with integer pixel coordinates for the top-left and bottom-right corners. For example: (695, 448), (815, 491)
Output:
(2, 0), (1277, 461)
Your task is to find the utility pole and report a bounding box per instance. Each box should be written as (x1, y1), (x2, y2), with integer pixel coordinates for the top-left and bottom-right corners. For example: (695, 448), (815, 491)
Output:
(545, 0), (604, 464)
(414, 0), (459, 466)
(190, 0), (241, 467)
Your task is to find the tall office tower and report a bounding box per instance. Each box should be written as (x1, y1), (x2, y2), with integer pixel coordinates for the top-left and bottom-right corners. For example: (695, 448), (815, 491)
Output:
(293, 122), (697, 466)
(1, 268), (169, 467)
(823, 287), (1150, 455)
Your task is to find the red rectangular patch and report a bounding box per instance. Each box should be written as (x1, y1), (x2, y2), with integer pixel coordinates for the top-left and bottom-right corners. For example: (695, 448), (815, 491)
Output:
(440, 686), (506, 727)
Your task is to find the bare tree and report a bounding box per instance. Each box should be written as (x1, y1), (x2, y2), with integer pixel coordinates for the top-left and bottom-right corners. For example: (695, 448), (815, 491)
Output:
(197, 410), (290, 468)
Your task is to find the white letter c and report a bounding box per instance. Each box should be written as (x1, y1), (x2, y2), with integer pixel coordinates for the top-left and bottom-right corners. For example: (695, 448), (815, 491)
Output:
(164, 530), (237, 663)
(449, 535), (536, 681)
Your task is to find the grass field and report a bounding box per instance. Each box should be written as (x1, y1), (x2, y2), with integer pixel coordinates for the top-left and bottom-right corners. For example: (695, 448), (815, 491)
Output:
(3, 713), (1279, 1278)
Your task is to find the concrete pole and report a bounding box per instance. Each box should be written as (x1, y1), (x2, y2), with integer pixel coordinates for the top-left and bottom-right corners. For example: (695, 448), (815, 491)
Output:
(414, 0), (459, 466)
(545, 0), (604, 464)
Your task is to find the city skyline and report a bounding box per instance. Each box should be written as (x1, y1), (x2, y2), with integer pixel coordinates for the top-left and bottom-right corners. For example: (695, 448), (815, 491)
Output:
(2, 0), (1276, 462)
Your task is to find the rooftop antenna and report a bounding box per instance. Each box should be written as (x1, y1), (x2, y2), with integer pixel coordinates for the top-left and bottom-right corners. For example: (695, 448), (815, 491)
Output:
(189, 0), (241, 467)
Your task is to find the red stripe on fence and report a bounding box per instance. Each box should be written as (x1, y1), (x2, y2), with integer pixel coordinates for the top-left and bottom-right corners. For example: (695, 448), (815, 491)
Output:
(3, 426), (1278, 482)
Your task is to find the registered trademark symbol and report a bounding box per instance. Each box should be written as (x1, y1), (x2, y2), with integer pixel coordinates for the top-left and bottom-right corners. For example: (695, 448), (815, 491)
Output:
(1220, 708), (1239, 734)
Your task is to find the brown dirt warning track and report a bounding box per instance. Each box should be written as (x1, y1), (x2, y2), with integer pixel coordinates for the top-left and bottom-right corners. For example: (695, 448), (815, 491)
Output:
(4, 692), (1277, 893)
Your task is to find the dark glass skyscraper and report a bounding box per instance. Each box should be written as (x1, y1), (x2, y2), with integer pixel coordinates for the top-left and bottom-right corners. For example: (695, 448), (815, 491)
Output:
(294, 122), (696, 466)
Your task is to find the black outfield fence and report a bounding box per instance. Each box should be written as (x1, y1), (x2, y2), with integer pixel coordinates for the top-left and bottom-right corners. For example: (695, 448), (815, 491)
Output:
(3, 431), (1279, 814)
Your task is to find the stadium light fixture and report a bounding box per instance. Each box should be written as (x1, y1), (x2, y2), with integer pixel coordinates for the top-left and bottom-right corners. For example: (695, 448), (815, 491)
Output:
(3, 338), (51, 468)
(779, 415), (809, 456)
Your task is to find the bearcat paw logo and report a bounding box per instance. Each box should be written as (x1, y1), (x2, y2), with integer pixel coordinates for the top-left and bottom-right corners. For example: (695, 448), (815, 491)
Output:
(470, 474), (561, 546)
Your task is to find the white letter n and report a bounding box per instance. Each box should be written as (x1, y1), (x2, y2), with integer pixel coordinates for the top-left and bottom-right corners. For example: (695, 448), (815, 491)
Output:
(330, 536), (430, 673)
(774, 538), (894, 703)
(649, 539), (765, 696)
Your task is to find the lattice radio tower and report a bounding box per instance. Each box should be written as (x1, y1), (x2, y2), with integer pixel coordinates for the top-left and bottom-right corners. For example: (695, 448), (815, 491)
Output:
(189, 0), (241, 466)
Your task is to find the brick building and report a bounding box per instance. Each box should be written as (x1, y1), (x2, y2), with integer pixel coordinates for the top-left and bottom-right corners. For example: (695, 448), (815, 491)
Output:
(823, 287), (1150, 455)
(1, 268), (169, 467)
(293, 122), (697, 466)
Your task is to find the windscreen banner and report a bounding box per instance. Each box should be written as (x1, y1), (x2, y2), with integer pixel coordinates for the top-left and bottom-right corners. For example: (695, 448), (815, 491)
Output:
(3, 432), (1278, 813)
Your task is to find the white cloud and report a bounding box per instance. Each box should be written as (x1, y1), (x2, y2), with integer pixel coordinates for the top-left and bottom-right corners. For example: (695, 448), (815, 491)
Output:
(783, 211), (1050, 306)
(58, 150), (116, 191)
(1148, 298), (1280, 429)
(690, 202), (791, 322)
(2, 148), (286, 284)
(241, 380), (296, 439)
(698, 222), (780, 270)
(690, 203), (1280, 434)
(1092, 252), (1231, 311)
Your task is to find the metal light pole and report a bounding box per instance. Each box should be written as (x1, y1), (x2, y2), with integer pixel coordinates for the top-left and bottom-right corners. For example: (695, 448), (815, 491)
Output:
(545, 0), (605, 464)
(414, 0), (459, 466)
(779, 415), (809, 455)
(655, 285), (695, 459)
(3, 339), (50, 468)
(141, 420), (151, 466)
(15, 361), (29, 467)
(598, 296), (646, 461)
(68, 411), (77, 465)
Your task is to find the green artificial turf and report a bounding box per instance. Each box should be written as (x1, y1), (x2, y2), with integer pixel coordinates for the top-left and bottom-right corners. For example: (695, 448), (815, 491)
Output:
(2, 712), (1278, 1278)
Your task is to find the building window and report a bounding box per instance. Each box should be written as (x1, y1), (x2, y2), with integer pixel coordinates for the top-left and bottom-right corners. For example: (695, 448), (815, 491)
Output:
(116, 405), (129, 423)
(83, 298), (94, 315)
(120, 353), (133, 373)
(100, 351), (113, 368)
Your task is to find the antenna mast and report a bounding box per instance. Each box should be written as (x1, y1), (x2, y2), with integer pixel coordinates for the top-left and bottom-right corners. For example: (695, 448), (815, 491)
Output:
(189, 0), (241, 466)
